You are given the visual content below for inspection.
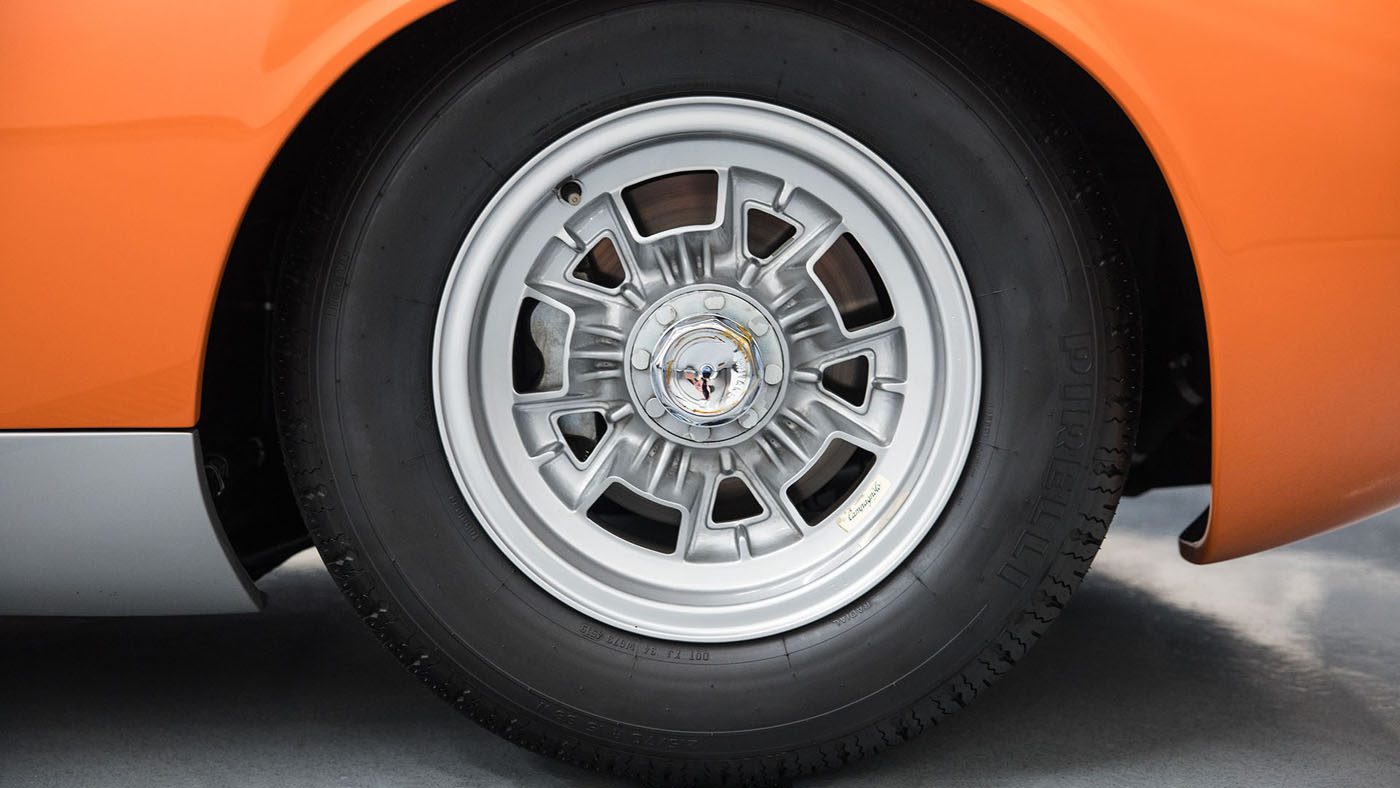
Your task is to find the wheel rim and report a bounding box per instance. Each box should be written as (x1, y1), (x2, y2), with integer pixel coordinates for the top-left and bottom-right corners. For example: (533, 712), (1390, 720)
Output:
(435, 97), (979, 642)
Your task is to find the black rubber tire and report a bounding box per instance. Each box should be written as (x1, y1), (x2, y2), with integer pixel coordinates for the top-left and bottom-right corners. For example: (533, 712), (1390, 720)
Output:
(273, 2), (1140, 784)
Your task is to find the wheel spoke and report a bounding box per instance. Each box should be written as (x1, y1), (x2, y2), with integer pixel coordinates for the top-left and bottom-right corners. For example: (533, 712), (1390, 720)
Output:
(614, 193), (681, 294)
(524, 275), (643, 318)
(751, 210), (844, 287)
(570, 426), (705, 512)
(776, 297), (832, 330)
(719, 167), (785, 263)
(676, 464), (743, 563)
(646, 234), (711, 291)
(526, 200), (651, 310)
(736, 427), (809, 495)
(537, 416), (642, 510)
(804, 395), (899, 448)
(730, 453), (808, 542)
(794, 322), (907, 387)
(512, 387), (626, 455)
(743, 516), (803, 557)
(681, 516), (743, 563)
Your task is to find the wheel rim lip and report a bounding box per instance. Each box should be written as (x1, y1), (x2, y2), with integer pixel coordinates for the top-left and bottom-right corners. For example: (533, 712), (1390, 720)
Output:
(433, 97), (981, 642)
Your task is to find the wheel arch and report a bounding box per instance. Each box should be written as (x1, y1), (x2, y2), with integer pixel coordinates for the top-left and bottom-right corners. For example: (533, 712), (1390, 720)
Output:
(201, 0), (541, 576)
(203, 0), (1211, 575)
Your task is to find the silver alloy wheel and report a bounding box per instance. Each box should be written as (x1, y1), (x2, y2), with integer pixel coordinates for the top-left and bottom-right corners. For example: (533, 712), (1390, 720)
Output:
(434, 97), (979, 642)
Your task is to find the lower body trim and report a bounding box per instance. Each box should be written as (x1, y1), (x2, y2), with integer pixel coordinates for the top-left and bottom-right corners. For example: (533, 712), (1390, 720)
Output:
(0, 431), (262, 615)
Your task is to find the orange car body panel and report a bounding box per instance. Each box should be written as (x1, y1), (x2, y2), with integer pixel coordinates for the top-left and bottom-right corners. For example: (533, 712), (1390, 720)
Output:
(981, 0), (1400, 562)
(0, 0), (451, 427)
(2, 1), (1398, 562)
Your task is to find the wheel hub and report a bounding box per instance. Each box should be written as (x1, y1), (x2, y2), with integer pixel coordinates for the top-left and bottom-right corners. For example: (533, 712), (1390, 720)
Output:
(654, 316), (757, 422)
(629, 287), (785, 444)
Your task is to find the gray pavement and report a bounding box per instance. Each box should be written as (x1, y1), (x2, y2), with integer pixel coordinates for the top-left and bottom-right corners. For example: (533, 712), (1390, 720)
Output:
(3, 486), (1398, 787)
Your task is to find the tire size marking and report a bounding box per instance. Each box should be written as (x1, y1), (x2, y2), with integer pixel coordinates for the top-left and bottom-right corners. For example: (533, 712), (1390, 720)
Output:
(576, 622), (706, 661)
(444, 493), (482, 540)
(831, 600), (872, 627)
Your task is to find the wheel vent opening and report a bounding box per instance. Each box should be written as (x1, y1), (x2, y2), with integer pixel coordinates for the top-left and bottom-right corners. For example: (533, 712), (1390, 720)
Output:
(745, 208), (797, 259)
(558, 411), (609, 463)
(621, 171), (719, 237)
(512, 297), (569, 393)
(820, 355), (871, 408)
(786, 439), (877, 526)
(587, 484), (682, 553)
(812, 234), (894, 330)
(571, 237), (626, 289)
(712, 476), (765, 523)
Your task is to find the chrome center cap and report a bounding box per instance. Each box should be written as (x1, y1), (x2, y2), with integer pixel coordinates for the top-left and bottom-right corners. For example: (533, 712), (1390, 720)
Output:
(626, 286), (787, 445)
(652, 315), (761, 426)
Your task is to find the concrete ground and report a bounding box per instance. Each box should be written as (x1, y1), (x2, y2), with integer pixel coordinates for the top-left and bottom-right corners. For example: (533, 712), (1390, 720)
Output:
(2, 486), (1398, 787)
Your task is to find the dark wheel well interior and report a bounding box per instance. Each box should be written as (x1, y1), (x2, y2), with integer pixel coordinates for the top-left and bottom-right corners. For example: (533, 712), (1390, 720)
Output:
(200, 0), (1209, 578)
(874, 0), (1211, 496)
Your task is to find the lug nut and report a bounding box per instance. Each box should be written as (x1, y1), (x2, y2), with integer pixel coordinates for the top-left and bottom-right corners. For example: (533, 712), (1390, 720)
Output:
(750, 318), (770, 337)
(655, 305), (677, 326)
(631, 350), (651, 370)
(764, 364), (784, 385)
(738, 411), (760, 429)
(688, 426), (712, 441)
(703, 294), (726, 310)
(645, 397), (666, 418)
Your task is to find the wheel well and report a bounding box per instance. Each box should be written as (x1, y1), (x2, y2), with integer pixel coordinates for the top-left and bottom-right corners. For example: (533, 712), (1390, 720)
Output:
(864, 0), (1210, 495)
(912, 0), (1213, 494)
(199, 1), (546, 578)
(200, 0), (1209, 577)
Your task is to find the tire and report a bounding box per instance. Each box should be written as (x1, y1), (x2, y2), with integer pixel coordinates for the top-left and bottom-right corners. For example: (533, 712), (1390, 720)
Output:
(274, 1), (1140, 784)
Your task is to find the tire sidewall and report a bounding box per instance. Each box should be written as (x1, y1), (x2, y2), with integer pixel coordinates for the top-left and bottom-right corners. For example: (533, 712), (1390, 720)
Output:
(281, 0), (1122, 758)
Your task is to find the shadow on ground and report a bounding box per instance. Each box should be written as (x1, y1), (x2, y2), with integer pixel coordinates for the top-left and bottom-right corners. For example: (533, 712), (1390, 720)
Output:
(3, 487), (1398, 787)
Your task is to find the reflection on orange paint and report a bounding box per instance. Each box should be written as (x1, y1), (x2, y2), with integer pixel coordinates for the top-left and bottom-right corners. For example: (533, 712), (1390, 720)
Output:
(0, 0), (450, 429)
(0, 0), (1397, 561)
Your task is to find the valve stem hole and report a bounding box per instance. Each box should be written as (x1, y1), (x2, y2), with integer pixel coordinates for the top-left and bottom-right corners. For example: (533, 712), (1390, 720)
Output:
(555, 178), (584, 206)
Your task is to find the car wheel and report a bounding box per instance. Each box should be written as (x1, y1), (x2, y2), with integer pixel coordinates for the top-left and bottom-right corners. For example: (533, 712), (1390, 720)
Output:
(275, 1), (1139, 783)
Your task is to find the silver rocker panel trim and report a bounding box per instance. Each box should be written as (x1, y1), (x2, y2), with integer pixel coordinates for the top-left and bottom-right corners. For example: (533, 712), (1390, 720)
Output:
(0, 431), (263, 615)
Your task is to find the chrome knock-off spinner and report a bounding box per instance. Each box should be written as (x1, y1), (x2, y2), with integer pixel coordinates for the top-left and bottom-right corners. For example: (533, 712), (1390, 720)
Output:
(627, 286), (786, 445)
